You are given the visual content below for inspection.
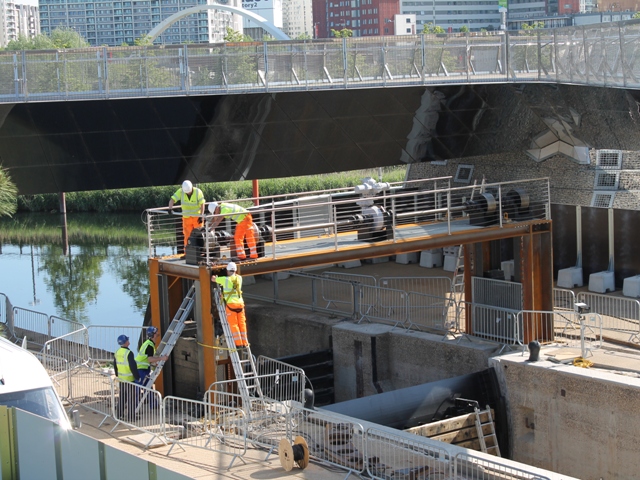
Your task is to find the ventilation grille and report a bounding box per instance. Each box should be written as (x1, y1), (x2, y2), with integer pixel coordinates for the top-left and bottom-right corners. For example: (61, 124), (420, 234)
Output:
(596, 150), (622, 169)
(454, 164), (474, 184)
(591, 192), (615, 208)
(594, 171), (619, 190)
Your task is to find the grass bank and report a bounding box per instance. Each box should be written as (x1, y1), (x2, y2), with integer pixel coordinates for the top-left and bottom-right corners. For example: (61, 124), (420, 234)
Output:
(17, 167), (407, 213)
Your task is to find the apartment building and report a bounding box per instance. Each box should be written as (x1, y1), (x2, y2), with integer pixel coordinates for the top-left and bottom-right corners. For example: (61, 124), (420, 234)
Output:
(312, 0), (400, 38)
(39, 0), (242, 46)
(0, 0), (39, 47)
(283, 0), (313, 38)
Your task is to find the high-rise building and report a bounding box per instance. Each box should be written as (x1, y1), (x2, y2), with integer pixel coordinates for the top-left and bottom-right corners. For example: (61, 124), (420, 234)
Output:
(399, 0), (502, 32)
(0, 0), (39, 47)
(39, 0), (242, 46)
(242, 0), (283, 39)
(312, 0), (400, 38)
(283, 0), (313, 38)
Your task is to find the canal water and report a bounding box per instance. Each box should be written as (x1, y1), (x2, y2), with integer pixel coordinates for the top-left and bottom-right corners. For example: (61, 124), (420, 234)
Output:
(0, 213), (151, 330)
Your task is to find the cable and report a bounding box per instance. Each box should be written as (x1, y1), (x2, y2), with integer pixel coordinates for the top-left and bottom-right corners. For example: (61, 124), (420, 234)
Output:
(573, 357), (594, 368)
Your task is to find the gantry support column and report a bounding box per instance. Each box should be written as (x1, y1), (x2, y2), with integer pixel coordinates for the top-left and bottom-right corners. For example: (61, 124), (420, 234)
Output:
(197, 266), (217, 393)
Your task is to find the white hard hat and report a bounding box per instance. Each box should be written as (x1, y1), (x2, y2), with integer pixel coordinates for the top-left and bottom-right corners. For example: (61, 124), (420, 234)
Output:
(208, 202), (219, 214)
(182, 180), (193, 193)
(227, 261), (237, 272)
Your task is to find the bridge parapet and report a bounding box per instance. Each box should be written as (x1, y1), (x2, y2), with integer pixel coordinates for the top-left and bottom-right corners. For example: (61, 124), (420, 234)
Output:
(2, 20), (640, 104)
(143, 176), (551, 271)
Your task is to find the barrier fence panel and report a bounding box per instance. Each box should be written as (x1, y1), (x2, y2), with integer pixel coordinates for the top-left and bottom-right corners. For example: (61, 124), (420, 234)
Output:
(454, 452), (551, 480)
(36, 352), (71, 402)
(67, 363), (116, 425)
(111, 378), (165, 442)
(378, 276), (452, 300)
(42, 327), (90, 366)
(406, 292), (458, 334)
(0, 293), (8, 336)
(288, 406), (366, 476)
(322, 272), (377, 311)
(576, 292), (640, 343)
(86, 325), (146, 365)
(365, 427), (452, 479)
(553, 288), (576, 311)
(468, 303), (521, 346)
(256, 356), (306, 404)
(358, 285), (409, 328)
(49, 315), (85, 339)
(163, 394), (247, 465)
(12, 306), (51, 348)
(472, 277), (523, 311)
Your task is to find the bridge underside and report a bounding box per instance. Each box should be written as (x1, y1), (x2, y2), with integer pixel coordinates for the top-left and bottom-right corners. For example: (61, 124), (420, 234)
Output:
(3, 83), (640, 195)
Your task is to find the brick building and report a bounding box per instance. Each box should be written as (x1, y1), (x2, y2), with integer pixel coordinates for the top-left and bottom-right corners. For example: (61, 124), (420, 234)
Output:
(312, 0), (400, 38)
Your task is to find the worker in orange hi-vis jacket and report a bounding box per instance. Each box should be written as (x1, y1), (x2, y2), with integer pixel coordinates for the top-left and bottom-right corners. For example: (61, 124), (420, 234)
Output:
(208, 201), (258, 260)
(211, 262), (248, 347)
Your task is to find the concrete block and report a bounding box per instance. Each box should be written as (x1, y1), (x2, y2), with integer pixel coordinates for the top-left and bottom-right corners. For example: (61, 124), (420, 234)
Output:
(588, 271), (615, 293)
(337, 260), (361, 269)
(557, 267), (583, 289)
(366, 256), (389, 264)
(623, 275), (640, 298)
(262, 272), (291, 281)
(243, 275), (256, 286)
(420, 250), (443, 268)
(501, 260), (515, 281)
(443, 255), (457, 272)
(395, 252), (420, 264)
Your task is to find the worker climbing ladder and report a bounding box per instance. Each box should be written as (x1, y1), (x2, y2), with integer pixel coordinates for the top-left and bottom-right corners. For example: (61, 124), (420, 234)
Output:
(474, 406), (501, 457)
(137, 283), (196, 410)
(211, 284), (263, 413)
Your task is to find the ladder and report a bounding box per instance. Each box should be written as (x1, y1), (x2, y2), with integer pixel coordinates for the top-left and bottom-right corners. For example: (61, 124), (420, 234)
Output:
(474, 406), (501, 457)
(451, 245), (465, 297)
(211, 284), (263, 413)
(137, 283), (196, 410)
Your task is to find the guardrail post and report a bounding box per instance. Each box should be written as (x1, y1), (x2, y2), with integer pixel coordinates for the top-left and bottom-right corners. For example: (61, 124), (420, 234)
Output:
(263, 41), (269, 91)
(311, 277), (317, 311)
(343, 37), (348, 88)
(537, 29), (542, 82)
(12, 53), (19, 98)
(180, 45), (190, 93)
(421, 34), (426, 83)
(21, 51), (27, 100)
(353, 283), (361, 320)
(619, 23), (627, 87)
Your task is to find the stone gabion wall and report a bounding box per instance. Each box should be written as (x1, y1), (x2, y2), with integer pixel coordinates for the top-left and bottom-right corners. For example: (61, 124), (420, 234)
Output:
(405, 150), (640, 210)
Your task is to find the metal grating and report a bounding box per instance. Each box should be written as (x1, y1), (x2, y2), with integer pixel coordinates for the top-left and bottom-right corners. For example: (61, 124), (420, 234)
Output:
(594, 171), (619, 190)
(591, 192), (615, 208)
(596, 149), (622, 169)
(454, 164), (474, 184)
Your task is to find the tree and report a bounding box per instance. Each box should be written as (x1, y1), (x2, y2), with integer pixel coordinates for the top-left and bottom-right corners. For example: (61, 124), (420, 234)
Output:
(295, 33), (312, 40)
(422, 23), (446, 34)
(522, 21), (545, 34)
(459, 25), (469, 33)
(134, 34), (153, 46)
(633, 12), (640, 18)
(223, 27), (253, 43)
(0, 166), (17, 218)
(6, 28), (89, 51)
(331, 28), (353, 38)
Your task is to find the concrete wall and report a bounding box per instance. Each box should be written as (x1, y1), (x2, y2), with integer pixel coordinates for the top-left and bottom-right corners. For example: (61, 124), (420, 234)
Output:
(491, 354), (640, 480)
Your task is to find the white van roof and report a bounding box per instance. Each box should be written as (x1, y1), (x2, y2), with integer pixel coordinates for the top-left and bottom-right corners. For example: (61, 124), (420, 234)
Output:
(0, 336), (53, 394)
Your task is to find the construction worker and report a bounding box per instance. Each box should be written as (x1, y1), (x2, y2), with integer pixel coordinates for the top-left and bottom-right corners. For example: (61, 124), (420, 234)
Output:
(168, 180), (206, 246)
(113, 334), (140, 421)
(211, 262), (248, 347)
(208, 201), (258, 260)
(135, 326), (169, 388)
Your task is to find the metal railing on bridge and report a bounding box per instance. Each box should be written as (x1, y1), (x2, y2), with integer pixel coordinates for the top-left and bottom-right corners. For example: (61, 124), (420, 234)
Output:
(3, 20), (640, 104)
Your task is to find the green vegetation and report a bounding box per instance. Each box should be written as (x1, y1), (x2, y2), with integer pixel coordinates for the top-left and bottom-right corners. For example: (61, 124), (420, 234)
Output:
(223, 27), (253, 43)
(5, 27), (89, 51)
(331, 28), (354, 38)
(459, 26), (469, 33)
(16, 167), (407, 214)
(0, 166), (17, 217)
(422, 23), (446, 34)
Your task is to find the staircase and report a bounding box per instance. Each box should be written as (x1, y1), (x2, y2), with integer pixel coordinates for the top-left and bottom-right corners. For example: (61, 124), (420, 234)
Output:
(474, 406), (501, 457)
(211, 285), (263, 412)
(137, 283), (196, 410)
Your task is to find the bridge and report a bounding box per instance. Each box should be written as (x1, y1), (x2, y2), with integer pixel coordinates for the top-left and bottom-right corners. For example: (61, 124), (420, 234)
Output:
(1, 21), (640, 194)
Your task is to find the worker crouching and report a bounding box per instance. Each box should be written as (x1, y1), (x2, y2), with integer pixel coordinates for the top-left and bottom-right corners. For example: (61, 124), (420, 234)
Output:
(212, 262), (248, 347)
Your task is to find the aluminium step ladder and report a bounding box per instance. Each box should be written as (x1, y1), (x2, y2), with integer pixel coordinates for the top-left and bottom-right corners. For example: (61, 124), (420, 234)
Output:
(137, 283), (196, 410)
(211, 284), (264, 413)
(474, 406), (501, 457)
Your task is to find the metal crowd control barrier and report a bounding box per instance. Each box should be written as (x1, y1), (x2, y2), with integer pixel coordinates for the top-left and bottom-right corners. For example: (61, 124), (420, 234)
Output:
(406, 291), (459, 335)
(255, 356), (307, 404)
(358, 284), (409, 328)
(36, 352), (71, 402)
(322, 272), (377, 311)
(164, 394), (248, 466)
(553, 287), (576, 311)
(378, 276), (452, 301)
(365, 426), (451, 479)
(67, 363), (117, 427)
(576, 292), (640, 343)
(288, 406), (367, 476)
(466, 302), (521, 348)
(472, 277), (523, 311)
(12, 306), (50, 348)
(42, 327), (90, 366)
(453, 452), (551, 480)
(86, 325), (146, 365)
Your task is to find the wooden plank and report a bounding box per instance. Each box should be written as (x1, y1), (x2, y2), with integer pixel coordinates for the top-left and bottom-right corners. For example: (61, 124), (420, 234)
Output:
(431, 423), (495, 444)
(406, 410), (494, 437)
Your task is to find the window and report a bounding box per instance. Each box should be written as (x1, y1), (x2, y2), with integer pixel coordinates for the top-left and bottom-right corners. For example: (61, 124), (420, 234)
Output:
(406, 17), (411, 22)
(454, 164), (474, 183)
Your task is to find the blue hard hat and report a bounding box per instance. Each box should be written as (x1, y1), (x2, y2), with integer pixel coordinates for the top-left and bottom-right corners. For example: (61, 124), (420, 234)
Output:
(117, 334), (129, 346)
(147, 326), (158, 338)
